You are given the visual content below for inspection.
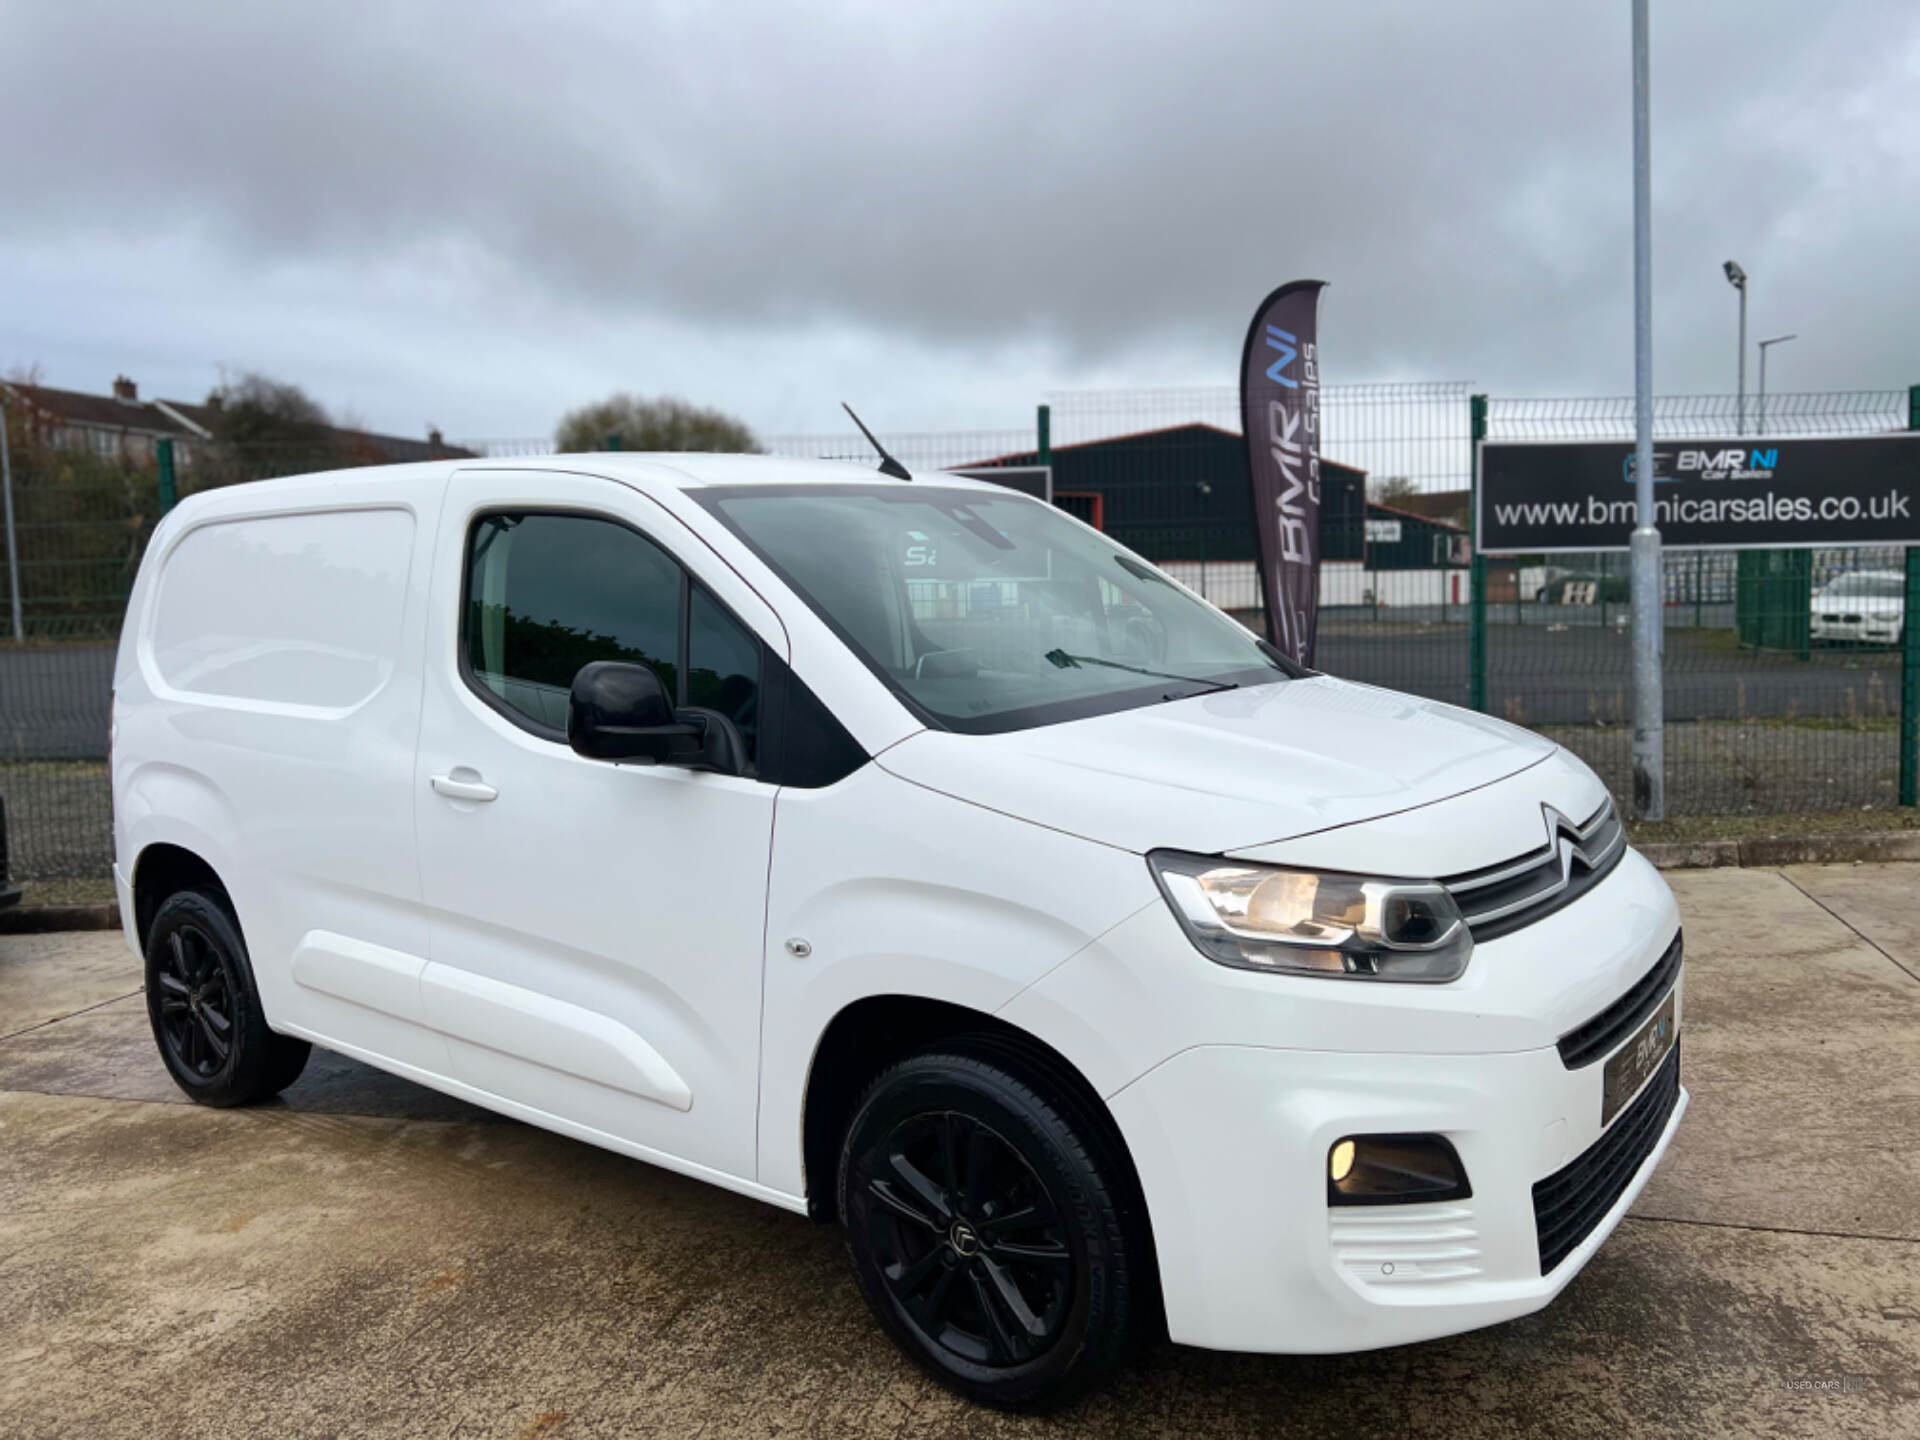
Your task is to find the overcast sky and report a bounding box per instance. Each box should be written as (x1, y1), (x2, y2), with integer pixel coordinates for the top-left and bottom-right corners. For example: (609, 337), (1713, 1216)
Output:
(2, 1), (1915, 443)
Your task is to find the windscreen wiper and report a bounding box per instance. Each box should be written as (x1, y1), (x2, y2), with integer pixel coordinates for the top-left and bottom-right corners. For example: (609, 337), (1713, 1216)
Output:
(1043, 649), (1239, 696)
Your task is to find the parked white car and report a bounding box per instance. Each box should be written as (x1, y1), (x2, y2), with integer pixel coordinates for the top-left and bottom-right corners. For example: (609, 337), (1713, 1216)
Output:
(112, 454), (1685, 1407)
(1811, 569), (1905, 645)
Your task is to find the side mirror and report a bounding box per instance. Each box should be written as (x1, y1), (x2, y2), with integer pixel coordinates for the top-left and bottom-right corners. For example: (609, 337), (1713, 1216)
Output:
(567, 661), (749, 777)
(568, 661), (691, 763)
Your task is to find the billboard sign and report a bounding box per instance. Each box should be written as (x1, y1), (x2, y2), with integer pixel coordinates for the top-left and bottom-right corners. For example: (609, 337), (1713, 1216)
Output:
(1477, 433), (1920, 554)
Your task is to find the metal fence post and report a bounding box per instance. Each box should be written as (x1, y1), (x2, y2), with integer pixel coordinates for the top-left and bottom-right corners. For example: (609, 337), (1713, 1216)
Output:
(605, 433), (623, 451)
(155, 438), (177, 516)
(1901, 384), (1920, 806)
(1469, 393), (1488, 711)
(1796, 557), (1812, 662)
(1, 396), (21, 639)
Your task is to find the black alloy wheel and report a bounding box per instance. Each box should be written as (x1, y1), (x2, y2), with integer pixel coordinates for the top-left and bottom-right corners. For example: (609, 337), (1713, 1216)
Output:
(838, 1046), (1147, 1409)
(861, 1109), (1074, 1368)
(153, 919), (235, 1081)
(144, 888), (310, 1106)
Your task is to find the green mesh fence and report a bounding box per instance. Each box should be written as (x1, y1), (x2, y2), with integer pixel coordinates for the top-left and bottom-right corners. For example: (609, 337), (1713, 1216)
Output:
(1, 387), (1913, 885)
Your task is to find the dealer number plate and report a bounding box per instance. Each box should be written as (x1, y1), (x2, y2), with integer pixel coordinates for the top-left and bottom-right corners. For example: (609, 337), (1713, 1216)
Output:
(1601, 987), (1678, 1127)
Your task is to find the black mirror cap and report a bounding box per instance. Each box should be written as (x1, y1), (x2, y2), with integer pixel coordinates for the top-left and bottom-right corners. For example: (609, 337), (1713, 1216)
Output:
(569, 660), (677, 761)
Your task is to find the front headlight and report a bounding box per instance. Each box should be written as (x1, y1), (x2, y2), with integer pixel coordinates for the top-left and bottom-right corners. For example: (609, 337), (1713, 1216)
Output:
(1147, 850), (1473, 982)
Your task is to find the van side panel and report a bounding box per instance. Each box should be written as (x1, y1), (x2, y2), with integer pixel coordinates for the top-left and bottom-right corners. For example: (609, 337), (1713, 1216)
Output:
(115, 472), (452, 1072)
(148, 509), (413, 711)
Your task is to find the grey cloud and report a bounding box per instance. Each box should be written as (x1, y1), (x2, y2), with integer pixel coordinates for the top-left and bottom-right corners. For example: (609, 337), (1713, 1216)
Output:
(2, 0), (1916, 416)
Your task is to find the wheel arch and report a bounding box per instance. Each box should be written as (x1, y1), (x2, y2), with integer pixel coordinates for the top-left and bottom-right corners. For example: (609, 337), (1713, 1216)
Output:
(799, 994), (1156, 1253)
(130, 841), (230, 951)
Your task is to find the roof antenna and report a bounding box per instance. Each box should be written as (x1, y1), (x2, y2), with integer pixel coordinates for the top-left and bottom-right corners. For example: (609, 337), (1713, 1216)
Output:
(841, 402), (911, 480)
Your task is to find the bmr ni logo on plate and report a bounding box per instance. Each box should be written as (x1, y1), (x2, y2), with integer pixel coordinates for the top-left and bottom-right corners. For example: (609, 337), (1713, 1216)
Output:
(1623, 448), (1780, 483)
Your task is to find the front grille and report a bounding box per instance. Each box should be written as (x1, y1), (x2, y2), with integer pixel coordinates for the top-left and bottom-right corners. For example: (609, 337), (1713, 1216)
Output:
(1532, 1041), (1680, 1275)
(1557, 932), (1683, 1069)
(1443, 796), (1626, 941)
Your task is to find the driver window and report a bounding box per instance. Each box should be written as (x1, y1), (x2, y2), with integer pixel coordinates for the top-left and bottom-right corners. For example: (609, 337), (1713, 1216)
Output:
(462, 511), (760, 767)
(465, 512), (679, 731)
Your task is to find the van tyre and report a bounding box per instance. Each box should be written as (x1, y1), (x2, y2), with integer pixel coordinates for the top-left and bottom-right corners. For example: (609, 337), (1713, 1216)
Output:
(837, 1045), (1146, 1410)
(145, 888), (310, 1106)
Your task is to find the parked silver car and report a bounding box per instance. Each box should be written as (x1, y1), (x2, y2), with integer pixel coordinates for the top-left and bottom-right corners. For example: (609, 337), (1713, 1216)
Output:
(1811, 569), (1905, 646)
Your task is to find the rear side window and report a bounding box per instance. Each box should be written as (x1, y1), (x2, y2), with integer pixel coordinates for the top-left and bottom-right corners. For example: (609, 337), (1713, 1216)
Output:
(462, 511), (760, 764)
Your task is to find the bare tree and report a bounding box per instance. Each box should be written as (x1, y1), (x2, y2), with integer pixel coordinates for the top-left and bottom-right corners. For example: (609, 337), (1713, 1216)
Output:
(554, 394), (759, 454)
(209, 372), (337, 454)
(1368, 475), (1420, 505)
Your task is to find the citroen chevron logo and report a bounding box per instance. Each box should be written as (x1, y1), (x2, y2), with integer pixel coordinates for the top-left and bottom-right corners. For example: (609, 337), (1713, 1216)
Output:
(1542, 803), (1610, 880)
(1446, 801), (1620, 930)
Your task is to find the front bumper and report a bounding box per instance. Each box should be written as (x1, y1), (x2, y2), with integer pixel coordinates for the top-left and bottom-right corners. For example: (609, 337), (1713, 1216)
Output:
(1811, 616), (1899, 644)
(1109, 1024), (1686, 1353)
(1003, 846), (1686, 1354)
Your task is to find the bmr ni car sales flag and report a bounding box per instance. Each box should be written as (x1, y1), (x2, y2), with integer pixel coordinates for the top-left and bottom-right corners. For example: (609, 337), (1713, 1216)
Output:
(1240, 280), (1326, 664)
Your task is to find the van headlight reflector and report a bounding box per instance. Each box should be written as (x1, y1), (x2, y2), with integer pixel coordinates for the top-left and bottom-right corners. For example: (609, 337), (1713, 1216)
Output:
(1147, 851), (1472, 982)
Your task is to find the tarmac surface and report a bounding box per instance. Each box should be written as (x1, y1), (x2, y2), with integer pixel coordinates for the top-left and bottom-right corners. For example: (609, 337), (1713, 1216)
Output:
(1317, 618), (1901, 724)
(0, 625), (1901, 762)
(3, 864), (1918, 1438)
(2, 626), (1907, 883)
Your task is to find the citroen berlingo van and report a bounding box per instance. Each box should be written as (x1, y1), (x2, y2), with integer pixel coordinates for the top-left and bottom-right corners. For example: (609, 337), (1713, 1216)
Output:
(113, 453), (1685, 1407)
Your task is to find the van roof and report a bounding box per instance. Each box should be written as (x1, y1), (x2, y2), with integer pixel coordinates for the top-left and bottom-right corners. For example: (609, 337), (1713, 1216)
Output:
(187, 451), (1003, 500)
(541, 452), (988, 489)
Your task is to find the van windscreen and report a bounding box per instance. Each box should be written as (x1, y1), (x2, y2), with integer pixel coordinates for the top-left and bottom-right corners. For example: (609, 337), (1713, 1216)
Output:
(695, 484), (1296, 734)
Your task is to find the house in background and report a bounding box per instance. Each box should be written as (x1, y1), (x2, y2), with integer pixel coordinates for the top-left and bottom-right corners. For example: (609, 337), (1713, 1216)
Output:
(0, 375), (473, 470)
(965, 422), (1468, 613)
(160, 395), (475, 466)
(0, 376), (203, 466)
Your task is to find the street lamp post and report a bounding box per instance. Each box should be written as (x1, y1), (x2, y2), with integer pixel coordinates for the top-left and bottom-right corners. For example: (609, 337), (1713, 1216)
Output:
(1723, 260), (1748, 434)
(1631, 0), (1663, 821)
(1756, 333), (1796, 437)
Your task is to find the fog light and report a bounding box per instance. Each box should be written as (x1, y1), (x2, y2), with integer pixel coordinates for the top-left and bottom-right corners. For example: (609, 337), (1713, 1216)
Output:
(1327, 1134), (1472, 1206)
(1328, 1139), (1356, 1183)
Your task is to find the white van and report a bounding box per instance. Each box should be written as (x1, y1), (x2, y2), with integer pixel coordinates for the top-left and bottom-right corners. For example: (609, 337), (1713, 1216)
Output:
(112, 454), (1686, 1407)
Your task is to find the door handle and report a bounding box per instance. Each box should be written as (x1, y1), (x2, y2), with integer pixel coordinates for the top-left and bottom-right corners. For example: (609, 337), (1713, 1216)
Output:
(431, 772), (499, 803)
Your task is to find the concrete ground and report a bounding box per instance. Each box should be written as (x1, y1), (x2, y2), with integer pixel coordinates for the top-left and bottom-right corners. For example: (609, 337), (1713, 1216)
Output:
(2, 867), (1917, 1439)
